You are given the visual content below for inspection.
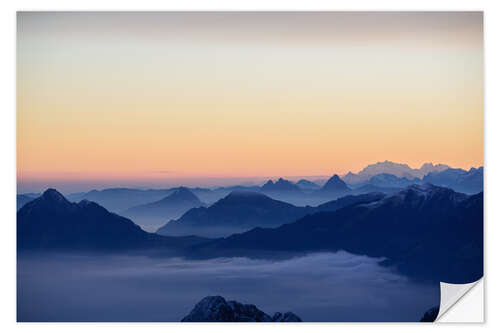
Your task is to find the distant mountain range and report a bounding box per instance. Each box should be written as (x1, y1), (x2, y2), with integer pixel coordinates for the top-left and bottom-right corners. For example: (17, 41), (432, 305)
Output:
(17, 189), (208, 251)
(181, 296), (302, 322)
(120, 187), (204, 231)
(156, 190), (384, 238)
(342, 161), (450, 184)
(18, 161), (481, 223)
(189, 184), (483, 283)
(261, 178), (304, 194)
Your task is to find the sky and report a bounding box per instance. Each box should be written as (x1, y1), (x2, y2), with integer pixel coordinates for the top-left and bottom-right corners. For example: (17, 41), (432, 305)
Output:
(17, 12), (484, 192)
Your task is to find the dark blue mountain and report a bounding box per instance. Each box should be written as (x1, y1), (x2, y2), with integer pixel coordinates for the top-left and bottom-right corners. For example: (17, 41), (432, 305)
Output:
(181, 296), (302, 322)
(121, 187), (204, 231)
(191, 185), (483, 283)
(17, 189), (208, 251)
(423, 167), (483, 194)
(156, 191), (386, 238)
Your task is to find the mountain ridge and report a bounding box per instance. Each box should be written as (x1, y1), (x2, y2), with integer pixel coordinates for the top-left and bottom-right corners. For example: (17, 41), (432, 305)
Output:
(187, 184), (482, 283)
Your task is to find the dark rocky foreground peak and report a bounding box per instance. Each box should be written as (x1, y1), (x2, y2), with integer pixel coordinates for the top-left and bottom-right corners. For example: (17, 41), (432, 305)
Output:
(181, 296), (302, 322)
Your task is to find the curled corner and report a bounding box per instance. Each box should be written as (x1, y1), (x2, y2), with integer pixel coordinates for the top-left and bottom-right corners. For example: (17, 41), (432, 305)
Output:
(436, 278), (483, 321)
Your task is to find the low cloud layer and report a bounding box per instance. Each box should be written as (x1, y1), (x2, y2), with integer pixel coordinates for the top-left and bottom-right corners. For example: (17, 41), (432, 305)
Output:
(18, 251), (439, 321)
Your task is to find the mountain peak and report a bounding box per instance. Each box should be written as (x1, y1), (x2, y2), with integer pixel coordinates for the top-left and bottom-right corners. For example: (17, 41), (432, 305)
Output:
(41, 188), (70, 204)
(321, 174), (350, 192)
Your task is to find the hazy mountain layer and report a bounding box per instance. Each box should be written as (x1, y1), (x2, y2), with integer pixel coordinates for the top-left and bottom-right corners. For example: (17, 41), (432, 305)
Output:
(120, 187), (204, 231)
(156, 191), (384, 238)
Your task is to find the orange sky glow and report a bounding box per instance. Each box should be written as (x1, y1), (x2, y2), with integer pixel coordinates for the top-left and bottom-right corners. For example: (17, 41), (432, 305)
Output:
(17, 12), (483, 192)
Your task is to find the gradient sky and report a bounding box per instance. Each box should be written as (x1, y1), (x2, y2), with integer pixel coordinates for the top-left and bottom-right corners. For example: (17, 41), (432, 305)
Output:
(17, 12), (483, 192)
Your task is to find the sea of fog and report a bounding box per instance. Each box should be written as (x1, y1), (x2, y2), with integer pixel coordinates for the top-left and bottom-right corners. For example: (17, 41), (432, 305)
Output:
(17, 251), (439, 322)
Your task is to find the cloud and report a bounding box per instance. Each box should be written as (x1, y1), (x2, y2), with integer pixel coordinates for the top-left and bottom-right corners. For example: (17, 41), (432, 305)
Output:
(17, 252), (439, 322)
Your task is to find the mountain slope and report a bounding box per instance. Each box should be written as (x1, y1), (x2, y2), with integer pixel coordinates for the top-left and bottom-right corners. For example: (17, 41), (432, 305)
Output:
(191, 185), (482, 283)
(17, 194), (37, 211)
(121, 187), (204, 231)
(17, 189), (208, 251)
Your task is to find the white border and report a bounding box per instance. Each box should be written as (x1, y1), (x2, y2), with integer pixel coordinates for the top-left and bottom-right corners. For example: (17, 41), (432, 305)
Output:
(2, 0), (498, 332)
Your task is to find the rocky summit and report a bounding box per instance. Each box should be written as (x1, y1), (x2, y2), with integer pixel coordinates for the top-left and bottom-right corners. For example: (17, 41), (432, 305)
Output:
(181, 296), (302, 322)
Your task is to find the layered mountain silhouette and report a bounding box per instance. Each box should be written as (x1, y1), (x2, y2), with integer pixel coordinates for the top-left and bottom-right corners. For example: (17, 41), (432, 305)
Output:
(156, 191), (384, 238)
(181, 296), (302, 322)
(66, 187), (226, 213)
(66, 188), (175, 212)
(156, 191), (309, 238)
(423, 167), (483, 194)
(17, 189), (208, 251)
(189, 184), (483, 283)
(121, 187), (204, 231)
